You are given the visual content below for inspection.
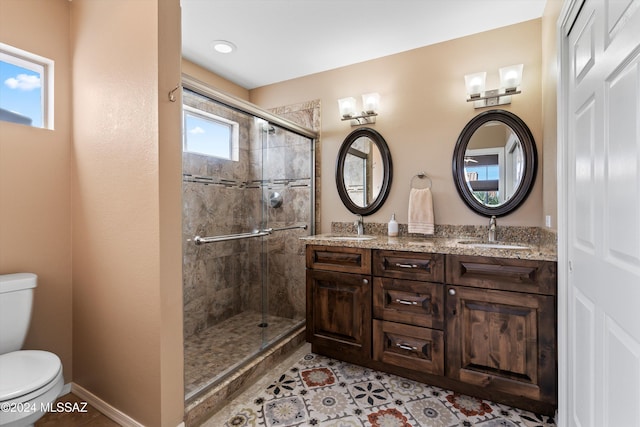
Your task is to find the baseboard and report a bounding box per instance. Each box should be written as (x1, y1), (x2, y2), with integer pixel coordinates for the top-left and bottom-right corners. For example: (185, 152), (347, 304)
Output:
(71, 383), (145, 427)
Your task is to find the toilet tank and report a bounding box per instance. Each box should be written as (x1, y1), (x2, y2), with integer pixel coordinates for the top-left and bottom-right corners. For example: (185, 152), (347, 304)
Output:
(0, 273), (37, 354)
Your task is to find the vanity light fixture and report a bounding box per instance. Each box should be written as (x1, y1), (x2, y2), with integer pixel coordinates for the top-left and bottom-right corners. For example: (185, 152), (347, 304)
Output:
(338, 92), (380, 126)
(464, 64), (523, 109)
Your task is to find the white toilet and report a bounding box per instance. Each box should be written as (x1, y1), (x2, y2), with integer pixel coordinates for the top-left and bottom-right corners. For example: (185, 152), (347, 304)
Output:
(0, 273), (64, 427)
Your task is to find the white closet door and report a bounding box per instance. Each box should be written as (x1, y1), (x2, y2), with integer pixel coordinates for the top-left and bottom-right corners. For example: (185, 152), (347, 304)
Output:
(562, 0), (640, 426)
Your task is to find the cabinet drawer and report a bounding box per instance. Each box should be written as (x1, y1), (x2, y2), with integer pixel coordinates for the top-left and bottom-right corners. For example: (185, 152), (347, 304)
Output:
(373, 320), (444, 375)
(446, 254), (556, 295)
(306, 245), (371, 274)
(373, 278), (444, 329)
(373, 250), (444, 282)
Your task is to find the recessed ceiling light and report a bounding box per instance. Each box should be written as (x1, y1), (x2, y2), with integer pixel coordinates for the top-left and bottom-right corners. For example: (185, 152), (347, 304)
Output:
(212, 40), (236, 54)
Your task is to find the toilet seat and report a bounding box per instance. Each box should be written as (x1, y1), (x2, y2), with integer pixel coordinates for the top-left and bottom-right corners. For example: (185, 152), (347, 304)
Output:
(0, 350), (62, 401)
(0, 351), (64, 426)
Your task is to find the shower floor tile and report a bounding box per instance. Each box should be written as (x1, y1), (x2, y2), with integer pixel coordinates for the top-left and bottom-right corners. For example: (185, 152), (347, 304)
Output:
(184, 311), (302, 399)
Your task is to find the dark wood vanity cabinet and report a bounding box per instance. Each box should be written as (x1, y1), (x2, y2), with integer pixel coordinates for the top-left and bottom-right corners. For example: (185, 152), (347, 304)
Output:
(306, 246), (557, 415)
(306, 245), (371, 363)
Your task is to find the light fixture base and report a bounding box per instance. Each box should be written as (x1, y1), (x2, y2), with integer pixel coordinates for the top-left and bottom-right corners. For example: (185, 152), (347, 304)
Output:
(467, 88), (520, 109)
(341, 112), (378, 126)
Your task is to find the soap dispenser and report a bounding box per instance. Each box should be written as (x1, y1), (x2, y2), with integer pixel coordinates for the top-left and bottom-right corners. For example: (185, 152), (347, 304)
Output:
(388, 213), (398, 237)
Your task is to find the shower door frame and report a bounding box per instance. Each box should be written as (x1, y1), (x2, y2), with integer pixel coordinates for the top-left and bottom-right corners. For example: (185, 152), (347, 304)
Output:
(182, 75), (317, 145)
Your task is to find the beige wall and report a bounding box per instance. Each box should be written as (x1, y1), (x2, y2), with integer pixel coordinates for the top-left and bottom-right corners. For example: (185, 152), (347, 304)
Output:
(542, 0), (563, 230)
(0, 0), (73, 382)
(70, 0), (183, 426)
(182, 58), (250, 101)
(251, 20), (545, 232)
(158, 0), (185, 422)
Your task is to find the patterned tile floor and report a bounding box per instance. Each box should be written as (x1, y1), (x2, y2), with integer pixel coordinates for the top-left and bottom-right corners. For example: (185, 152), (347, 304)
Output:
(184, 311), (303, 399)
(203, 343), (556, 427)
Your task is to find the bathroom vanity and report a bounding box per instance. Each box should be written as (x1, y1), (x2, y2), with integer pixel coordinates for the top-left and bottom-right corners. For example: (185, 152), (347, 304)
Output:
(304, 235), (557, 416)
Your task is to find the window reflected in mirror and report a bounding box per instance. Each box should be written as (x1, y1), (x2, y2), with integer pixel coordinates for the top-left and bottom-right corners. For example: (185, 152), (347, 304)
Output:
(453, 110), (536, 217)
(343, 136), (384, 207)
(464, 121), (524, 207)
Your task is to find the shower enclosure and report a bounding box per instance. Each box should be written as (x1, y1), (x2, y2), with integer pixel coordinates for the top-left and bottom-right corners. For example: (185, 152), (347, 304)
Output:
(181, 81), (316, 401)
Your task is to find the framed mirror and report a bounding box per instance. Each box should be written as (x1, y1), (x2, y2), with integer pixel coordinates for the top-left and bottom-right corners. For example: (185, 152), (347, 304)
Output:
(452, 110), (537, 217)
(336, 127), (392, 215)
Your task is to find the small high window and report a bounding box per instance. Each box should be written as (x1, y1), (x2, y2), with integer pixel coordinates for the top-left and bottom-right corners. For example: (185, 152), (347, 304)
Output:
(0, 42), (53, 129)
(183, 105), (239, 161)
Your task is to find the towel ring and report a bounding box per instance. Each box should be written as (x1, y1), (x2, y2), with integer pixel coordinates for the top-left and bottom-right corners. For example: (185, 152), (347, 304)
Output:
(410, 172), (432, 189)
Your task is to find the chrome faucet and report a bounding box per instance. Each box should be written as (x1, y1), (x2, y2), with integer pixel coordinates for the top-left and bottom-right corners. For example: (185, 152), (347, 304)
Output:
(354, 214), (364, 236)
(488, 216), (497, 242)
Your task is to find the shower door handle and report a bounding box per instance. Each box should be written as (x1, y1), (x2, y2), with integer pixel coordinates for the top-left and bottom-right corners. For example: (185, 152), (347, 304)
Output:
(193, 230), (270, 245)
(193, 224), (309, 245)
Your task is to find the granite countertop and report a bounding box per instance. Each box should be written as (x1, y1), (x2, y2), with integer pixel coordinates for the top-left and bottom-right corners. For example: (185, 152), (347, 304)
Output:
(301, 234), (557, 262)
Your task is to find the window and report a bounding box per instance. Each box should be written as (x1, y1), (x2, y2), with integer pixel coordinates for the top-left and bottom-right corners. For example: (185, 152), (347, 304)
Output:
(183, 105), (239, 160)
(0, 42), (53, 129)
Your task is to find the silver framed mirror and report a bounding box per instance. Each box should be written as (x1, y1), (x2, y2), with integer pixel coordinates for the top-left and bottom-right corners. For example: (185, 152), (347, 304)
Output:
(336, 127), (392, 215)
(452, 110), (537, 217)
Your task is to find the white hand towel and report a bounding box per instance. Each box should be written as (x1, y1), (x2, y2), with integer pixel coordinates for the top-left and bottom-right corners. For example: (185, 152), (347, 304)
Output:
(408, 187), (434, 235)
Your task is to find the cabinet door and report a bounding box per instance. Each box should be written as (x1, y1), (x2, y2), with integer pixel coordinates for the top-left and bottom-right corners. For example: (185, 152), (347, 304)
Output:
(446, 285), (556, 404)
(306, 269), (371, 363)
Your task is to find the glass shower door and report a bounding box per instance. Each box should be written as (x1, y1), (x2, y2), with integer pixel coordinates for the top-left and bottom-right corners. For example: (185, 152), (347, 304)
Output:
(256, 120), (312, 347)
(182, 87), (314, 400)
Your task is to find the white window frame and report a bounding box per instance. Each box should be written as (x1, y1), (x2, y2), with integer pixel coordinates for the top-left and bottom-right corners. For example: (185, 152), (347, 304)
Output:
(0, 42), (54, 129)
(182, 104), (239, 161)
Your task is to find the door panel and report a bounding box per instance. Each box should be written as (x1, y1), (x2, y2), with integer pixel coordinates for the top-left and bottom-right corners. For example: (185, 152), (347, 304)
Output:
(604, 316), (640, 427)
(564, 0), (640, 425)
(572, 288), (595, 427)
(606, 58), (640, 269)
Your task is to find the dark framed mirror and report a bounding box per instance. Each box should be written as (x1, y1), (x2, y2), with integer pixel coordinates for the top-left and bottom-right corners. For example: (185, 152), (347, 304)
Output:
(336, 127), (392, 215)
(452, 110), (537, 217)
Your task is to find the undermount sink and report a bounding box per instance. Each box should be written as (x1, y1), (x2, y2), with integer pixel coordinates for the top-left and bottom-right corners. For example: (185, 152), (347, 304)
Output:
(457, 240), (531, 250)
(322, 234), (376, 241)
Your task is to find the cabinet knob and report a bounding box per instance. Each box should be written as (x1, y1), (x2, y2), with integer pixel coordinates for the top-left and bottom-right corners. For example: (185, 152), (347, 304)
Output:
(363, 279), (369, 284)
(448, 288), (456, 296)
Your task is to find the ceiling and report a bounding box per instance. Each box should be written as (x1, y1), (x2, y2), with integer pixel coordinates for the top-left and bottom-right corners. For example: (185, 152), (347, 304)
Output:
(181, 0), (547, 90)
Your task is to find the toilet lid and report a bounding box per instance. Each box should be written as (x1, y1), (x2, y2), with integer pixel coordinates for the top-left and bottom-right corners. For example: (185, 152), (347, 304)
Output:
(0, 350), (62, 401)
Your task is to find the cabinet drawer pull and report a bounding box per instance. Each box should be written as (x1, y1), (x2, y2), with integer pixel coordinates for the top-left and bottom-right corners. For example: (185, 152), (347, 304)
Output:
(448, 288), (456, 296)
(395, 299), (418, 305)
(395, 263), (418, 268)
(397, 343), (418, 351)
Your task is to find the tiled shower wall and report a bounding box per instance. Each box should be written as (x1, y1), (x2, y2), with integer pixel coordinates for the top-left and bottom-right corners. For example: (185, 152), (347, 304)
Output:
(182, 90), (318, 339)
